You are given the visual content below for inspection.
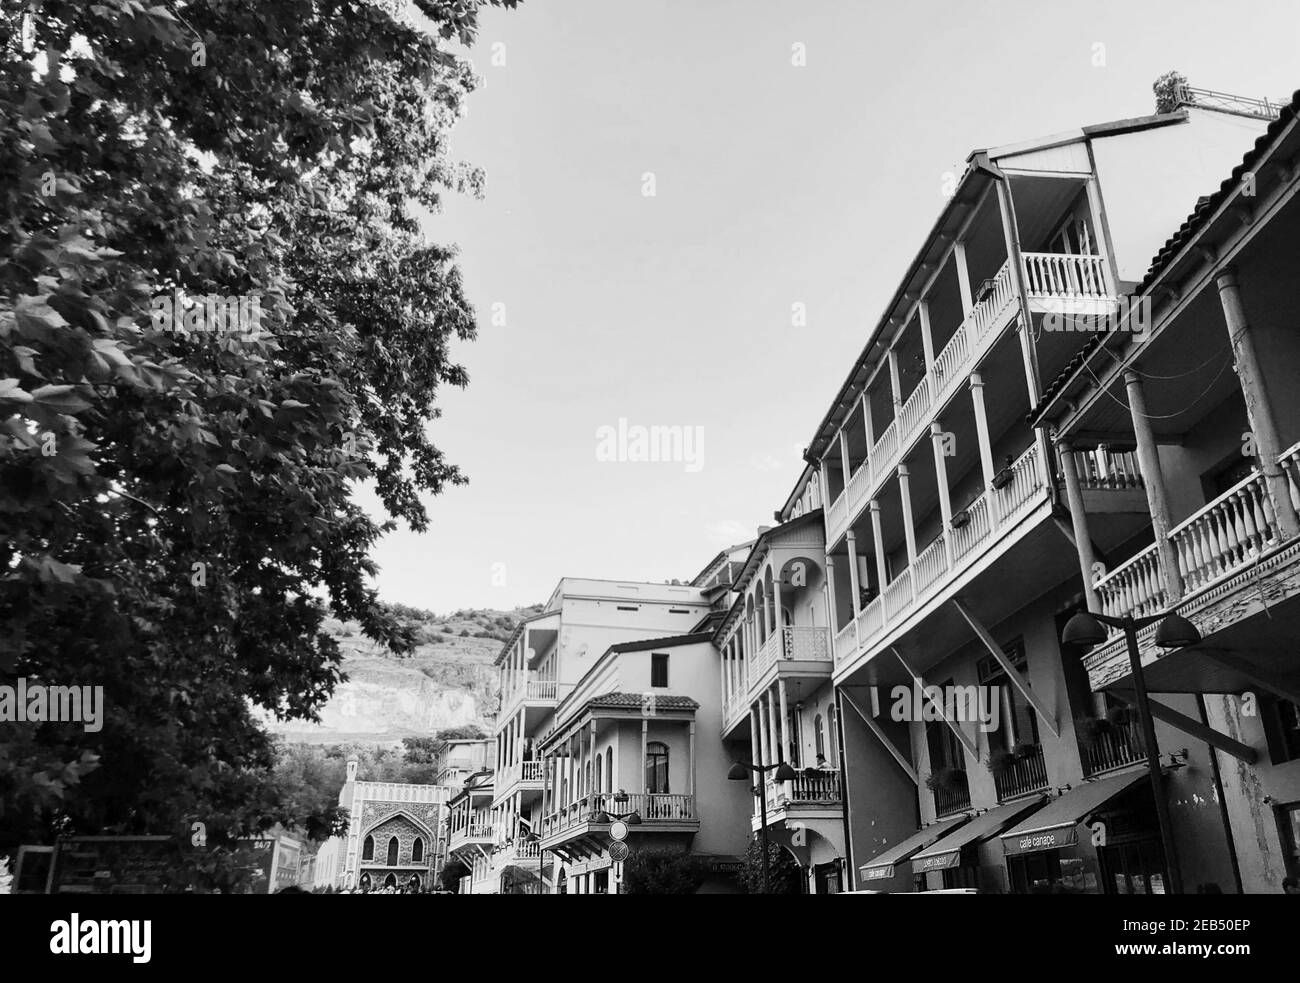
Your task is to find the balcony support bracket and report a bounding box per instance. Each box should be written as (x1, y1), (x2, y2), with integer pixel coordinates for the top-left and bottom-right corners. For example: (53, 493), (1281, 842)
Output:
(951, 599), (1061, 739)
(1195, 647), (1300, 706)
(891, 646), (981, 757)
(840, 687), (918, 786)
(1109, 688), (1257, 763)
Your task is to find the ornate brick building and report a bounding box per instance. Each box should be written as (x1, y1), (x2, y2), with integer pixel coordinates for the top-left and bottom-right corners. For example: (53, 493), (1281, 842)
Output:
(335, 756), (449, 892)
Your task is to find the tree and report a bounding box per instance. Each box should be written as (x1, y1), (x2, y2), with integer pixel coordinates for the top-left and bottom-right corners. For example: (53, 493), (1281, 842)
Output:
(440, 857), (469, 892)
(1153, 71), (1189, 114)
(620, 849), (707, 895)
(739, 837), (803, 894)
(434, 724), (487, 741)
(0, 0), (517, 849)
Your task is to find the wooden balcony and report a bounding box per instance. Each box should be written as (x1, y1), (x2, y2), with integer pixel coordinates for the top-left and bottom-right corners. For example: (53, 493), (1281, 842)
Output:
(448, 821), (494, 852)
(1092, 442), (1300, 622)
(993, 744), (1050, 801)
(835, 442), (1050, 669)
(539, 793), (698, 848)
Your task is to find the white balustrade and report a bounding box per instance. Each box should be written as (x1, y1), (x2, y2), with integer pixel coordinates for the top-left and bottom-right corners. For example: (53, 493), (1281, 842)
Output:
(994, 443), (1045, 520)
(856, 595), (883, 642)
(950, 493), (990, 561)
(913, 533), (949, 594)
(882, 569), (914, 621)
(1170, 471), (1277, 593)
(1094, 544), (1166, 620)
(1020, 252), (1108, 298)
(833, 621), (856, 663)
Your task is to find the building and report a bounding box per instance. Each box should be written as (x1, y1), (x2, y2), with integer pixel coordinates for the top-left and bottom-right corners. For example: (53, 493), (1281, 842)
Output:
(1030, 87), (1300, 893)
(485, 573), (758, 893)
(798, 87), (1278, 892)
(433, 737), (495, 788)
(714, 466), (851, 893)
(329, 755), (449, 892)
(445, 769), (495, 893)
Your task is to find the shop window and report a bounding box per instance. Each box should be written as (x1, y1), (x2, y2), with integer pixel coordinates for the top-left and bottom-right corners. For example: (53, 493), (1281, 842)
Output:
(1098, 839), (1166, 895)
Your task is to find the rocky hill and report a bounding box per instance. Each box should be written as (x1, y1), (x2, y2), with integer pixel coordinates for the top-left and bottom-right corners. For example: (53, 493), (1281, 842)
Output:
(265, 604), (541, 744)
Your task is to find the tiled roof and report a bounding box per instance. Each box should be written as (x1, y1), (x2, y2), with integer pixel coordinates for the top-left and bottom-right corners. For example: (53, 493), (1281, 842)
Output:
(582, 692), (699, 711)
(1027, 88), (1300, 425)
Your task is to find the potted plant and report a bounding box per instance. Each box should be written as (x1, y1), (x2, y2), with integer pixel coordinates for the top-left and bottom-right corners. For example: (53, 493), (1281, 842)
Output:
(1107, 705), (1134, 728)
(924, 766), (968, 794)
(986, 748), (1019, 775)
(991, 455), (1016, 489)
(950, 508), (970, 530)
(1074, 714), (1115, 748)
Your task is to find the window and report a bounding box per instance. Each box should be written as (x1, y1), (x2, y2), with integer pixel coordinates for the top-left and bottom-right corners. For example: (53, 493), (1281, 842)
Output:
(645, 741), (670, 794)
(1263, 697), (1300, 764)
(979, 640), (1040, 752)
(814, 714), (825, 759)
(412, 837), (424, 863)
(605, 747), (613, 792)
(651, 653), (669, 688)
(362, 836), (374, 861)
(386, 837), (399, 866)
(828, 704), (839, 763)
(594, 753), (602, 795)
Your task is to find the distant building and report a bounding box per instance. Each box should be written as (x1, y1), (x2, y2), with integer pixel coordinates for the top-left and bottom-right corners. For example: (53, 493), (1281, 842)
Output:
(434, 737), (495, 787)
(325, 755), (450, 892)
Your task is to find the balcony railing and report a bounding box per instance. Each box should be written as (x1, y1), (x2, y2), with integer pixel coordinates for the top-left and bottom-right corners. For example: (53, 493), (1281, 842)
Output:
(499, 759), (544, 791)
(1060, 446), (1144, 490)
(750, 625), (833, 684)
(541, 793), (697, 839)
(789, 771), (841, 802)
(833, 442), (1048, 665)
(933, 778), (972, 817)
(826, 259), (1020, 548)
(1082, 719), (1145, 776)
(1094, 448), (1297, 621)
(994, 745), (1049, 801)
(1020, 252), (1108, 298)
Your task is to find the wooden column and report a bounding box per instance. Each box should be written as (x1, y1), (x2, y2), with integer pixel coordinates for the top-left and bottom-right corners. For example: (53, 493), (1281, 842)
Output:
(845, 532), (862, 617)
(1217, 269), (1299, 537)
(640, 719), (648, 794)
(777, 678), (791, 764)
(887, 347), (903, 411)
(918, 300), (937, 371)
(1058, 438), (1102, 613)
(1124, 370), (1183, 600)
(930, 421), (954, 565)
(869, 501), (889, 613)
(954, 240), (974, 315)
(898, 465), (918, 564)
(688, 720), (697, 803)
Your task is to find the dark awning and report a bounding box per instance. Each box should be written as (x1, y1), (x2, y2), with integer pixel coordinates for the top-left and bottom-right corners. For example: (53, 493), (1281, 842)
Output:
(999, 770), (1148, 856)
(858, 814), (971, 882)
(909, 795), (1047, 874)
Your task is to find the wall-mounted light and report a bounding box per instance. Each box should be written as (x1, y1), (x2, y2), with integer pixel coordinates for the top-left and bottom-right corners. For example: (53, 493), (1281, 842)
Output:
(1166, 748), (1190, 770)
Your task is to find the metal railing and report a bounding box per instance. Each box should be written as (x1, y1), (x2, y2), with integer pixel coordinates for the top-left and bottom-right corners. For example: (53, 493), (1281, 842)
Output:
(933, 779), (971, 817)
(1082, 719), (1145, 776)
(994, 745), (1049, 800)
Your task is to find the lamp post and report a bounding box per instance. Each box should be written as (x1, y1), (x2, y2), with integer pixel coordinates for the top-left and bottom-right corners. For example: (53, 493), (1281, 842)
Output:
(1062, 609), (1200, 896)
(728, 759), (799, 893)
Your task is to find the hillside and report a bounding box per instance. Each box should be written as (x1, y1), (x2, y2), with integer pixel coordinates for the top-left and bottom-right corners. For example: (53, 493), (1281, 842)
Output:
(265, 604), (542, 744)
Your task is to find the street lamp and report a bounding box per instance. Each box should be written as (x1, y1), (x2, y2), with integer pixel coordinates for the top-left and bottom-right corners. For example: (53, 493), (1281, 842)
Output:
(728, 759), (798, 893)
(594, 789), (644, 825)
(1062, 609), (1200, 895)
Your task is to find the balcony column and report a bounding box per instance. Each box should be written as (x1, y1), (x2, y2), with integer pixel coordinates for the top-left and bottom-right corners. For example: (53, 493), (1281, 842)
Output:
(588, 721), (597, 803)
(1057, 439), (1102, 613)
(869, 500), (889, 619)
(778, 678), (791, 766)
(918, 300), (937, 372)
(769, 686), (782, 764)
(969, 372), (999, 524)
(839, 428), (853, 491)
(640, 719), (648, 794)
(887, 347), (903, 412)
(1217, 269), (1300, 538)
(749, 706), (762, 773)
(688, 720), (697, 803)
(772, 568), (785, 638)
(897, 465), (918, 565)
(845, 532), (863, 618)
(930, 422), (955, 566)
(759, 691), (773, 765)
(953, 241), (974, 316)
(1124, 370), (1184, 601)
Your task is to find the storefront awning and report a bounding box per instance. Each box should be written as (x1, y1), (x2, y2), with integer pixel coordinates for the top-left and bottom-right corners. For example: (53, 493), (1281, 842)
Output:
(999, 769), (1148, 856)
(909, 795), (1047, 874)
(858, 814), (971, 882)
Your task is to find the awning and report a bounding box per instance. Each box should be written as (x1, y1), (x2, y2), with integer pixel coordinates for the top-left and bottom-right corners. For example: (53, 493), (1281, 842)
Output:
(858, 814), (971, 882)
(999, 769), (1149, 856)
(909, 796), (1047, 874)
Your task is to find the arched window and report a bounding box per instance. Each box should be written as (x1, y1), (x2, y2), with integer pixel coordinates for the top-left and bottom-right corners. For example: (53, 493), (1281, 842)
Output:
(412, 837), (424, 863)
(828, 705), (839, 762)
(362, 835), (374, 861)
(645, 741), (669, 794)
(594, 753), (602, 796)
(606, 747), (613, 792)
(814, 714), (825, 759)
(585, 761), (592, 797)
(386, 836), (399, 866)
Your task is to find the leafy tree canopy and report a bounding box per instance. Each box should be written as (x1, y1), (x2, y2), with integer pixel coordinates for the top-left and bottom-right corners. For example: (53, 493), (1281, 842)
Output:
(0, 0), (516, 848)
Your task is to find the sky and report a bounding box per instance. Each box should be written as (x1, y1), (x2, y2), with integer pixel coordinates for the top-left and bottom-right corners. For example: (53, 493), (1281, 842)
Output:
(356, 0), (1300, 615)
